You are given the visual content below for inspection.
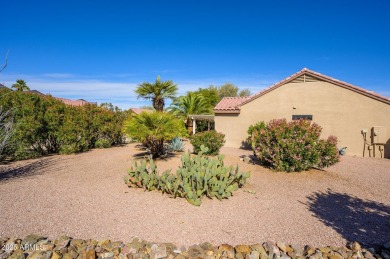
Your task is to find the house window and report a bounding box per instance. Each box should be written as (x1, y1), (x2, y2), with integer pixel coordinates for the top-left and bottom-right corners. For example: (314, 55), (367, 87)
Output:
(292, 115), (313, 121)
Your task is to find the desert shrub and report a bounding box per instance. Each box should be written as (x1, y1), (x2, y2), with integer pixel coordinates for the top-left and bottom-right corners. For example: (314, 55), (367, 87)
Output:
(246, 122), (266, 148)
(123, 111), (186, 158)
(317, 135), (340, 168)
(190, 130), (225, 155)
(0, 88), (126, 161)
(250, 119), (339, 172)
(95, 138), (112, 148)
(168, 137), (185, 152)
(124, 145), (250, 206)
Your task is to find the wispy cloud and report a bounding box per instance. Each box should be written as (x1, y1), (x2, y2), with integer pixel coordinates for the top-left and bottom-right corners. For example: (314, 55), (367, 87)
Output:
(2, 71), (389, 109)
(42, 73), (75, 78)
(0, 72), (277, 109)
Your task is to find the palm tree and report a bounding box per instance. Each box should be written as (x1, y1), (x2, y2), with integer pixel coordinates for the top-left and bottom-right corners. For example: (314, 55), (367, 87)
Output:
(135, 76), (178, 111)
(123, 111), (185, 158)
(11, 79), (30, 91)
(168, 92), (211, 119)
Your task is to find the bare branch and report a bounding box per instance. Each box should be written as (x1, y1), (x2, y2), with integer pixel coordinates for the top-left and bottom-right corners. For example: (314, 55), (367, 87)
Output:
(0, 49), (10, 73)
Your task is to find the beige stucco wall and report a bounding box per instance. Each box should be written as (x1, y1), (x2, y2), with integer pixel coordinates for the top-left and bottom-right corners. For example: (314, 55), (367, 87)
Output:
(215, 80), (390, 158)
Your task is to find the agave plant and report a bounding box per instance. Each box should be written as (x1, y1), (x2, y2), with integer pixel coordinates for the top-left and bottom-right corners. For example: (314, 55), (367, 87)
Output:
(168, 137), (185, 152)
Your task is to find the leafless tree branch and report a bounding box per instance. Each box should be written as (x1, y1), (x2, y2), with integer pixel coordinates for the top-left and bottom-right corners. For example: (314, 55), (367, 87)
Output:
(0, 49), (10, 73)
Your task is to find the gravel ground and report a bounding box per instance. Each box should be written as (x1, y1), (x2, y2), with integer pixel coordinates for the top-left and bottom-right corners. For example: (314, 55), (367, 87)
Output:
(1, 143), (389, 247)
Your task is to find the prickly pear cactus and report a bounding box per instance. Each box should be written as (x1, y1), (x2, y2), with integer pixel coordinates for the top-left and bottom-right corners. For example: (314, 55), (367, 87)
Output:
(124, 145), (250, 206)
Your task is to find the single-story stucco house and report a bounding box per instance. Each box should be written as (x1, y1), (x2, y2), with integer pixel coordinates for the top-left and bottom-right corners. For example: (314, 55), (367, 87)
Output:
(214, 68), (390, 159)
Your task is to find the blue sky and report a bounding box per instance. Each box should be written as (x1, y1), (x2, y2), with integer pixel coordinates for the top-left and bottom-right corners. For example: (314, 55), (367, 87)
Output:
(1, 0), (390, 109)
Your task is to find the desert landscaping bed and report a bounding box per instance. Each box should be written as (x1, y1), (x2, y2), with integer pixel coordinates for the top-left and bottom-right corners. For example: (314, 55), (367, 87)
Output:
(0, 143), (389, 256)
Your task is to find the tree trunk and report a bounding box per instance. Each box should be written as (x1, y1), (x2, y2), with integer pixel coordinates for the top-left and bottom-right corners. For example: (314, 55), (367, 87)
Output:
(153, 97), (165, 111)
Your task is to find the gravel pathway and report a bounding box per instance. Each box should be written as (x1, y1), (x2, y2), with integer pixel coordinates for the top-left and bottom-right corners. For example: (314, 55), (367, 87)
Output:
(1, 144), (389, 247)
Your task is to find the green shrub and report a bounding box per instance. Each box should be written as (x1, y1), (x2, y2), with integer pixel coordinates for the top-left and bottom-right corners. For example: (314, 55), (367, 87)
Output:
(250, 119), (339, 172)
(246, 122), (266, 148)
(190, 130), (225, 155)
(95, 138), (112, 148)
(317, 136), (340, 168)
(0, 88), (126, 161)
(124, 145), (250, 206)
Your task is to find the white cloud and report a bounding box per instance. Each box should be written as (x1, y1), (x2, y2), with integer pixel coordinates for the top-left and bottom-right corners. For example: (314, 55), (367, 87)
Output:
(41, 73), (75, 78)
(0, 72), (279, 109)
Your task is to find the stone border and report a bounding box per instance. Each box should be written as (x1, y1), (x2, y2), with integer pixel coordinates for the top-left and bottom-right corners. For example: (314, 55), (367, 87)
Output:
(1, 235), (389, 259)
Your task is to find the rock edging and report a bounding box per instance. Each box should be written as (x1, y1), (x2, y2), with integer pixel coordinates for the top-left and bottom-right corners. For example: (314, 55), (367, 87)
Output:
(1, 235), (390, 259)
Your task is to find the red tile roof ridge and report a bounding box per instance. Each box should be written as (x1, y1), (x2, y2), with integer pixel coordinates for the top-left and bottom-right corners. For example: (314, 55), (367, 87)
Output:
(214, 96), (251, 112)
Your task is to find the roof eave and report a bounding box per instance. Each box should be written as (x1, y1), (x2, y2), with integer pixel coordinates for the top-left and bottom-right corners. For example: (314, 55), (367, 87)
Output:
(213, 109), (241, 114)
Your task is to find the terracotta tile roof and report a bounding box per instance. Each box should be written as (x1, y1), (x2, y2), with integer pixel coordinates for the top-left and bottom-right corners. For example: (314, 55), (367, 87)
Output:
(130, 108), (153, 114)
(55, 97), (89, 106)
(214, 68), (390, 113)
(213, 96), (251, 113)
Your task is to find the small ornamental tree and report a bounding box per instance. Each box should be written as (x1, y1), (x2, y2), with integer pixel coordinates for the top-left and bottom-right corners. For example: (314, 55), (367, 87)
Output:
(123, 111), (186, 158)
(250, 119), (339, 172)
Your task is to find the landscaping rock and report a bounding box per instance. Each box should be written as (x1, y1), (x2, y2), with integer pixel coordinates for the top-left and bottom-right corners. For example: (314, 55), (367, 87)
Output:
(54, 236), (71, 251)
(304, 245), (316, 256)
(243, 156), (252, 164)
(291, 245), (304, 257)
(319, 246), (332, 254)
(67, 249), (78, 259)
(0, 238), (8, 249)
(0, 252), (10, 259)
(26, 250), (51, 259)
(187, 244), (204, 258)
(218, 244), (234, 259)
(81, 249), (95, 259)
(348, 241), (362, 251)
(328, 253), (343, 259)
(97, 240), (111, 249)
(234, 245), (251, 255)
(2, 236), (390, 259)
(70, 239), (86, 252)
(22, 235), (44, 247)
(51, 251), (62, 259)
(276, 242), (288, 253)
(280, 254), (291, 259)
(8, 249), (24, 259)
(262, 241), (280, 257)
(249, 250), (260, 259)
(150, 244), (167, 259)
(200, 242), (214, 252)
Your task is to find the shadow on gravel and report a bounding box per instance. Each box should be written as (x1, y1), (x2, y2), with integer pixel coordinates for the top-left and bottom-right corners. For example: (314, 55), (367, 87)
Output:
(306, 189), (390, 246)
(0, 157), (55, 182)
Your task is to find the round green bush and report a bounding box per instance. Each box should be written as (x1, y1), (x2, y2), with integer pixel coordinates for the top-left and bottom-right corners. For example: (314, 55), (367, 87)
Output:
(250, 119), (340, 172)
(190, 130), (225, 155)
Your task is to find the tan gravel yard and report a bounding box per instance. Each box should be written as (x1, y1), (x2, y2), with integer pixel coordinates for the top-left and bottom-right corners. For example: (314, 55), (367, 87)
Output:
(0, 143), (389, 248)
